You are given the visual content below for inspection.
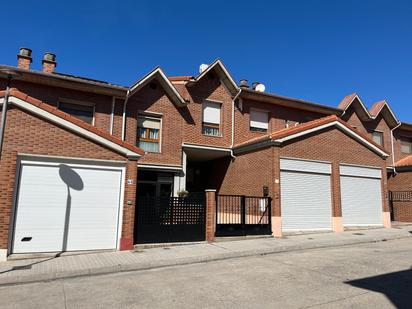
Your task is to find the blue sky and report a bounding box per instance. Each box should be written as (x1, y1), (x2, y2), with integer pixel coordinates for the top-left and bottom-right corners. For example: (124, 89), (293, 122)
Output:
(3, 0), (412, 122)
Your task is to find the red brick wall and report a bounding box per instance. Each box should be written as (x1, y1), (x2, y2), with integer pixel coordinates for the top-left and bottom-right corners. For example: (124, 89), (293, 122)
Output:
(343, 107), (393, 165)
(0, 106), (137, 250)
(1, 79), (114, 134)
(218, 127), (388, 220)
(234, 99), (326, 145)
(388, 170), (412, 222)
(124, 83), (184, 166)
(393, 128), (412, 162)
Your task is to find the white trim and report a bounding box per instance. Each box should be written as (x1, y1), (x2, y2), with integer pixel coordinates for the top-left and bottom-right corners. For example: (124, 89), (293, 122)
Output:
(182, 143), (232, 152)
(7, 96), (142, 159)
(129, 67), (186, 107)
(110, 97), (115, 135)
(195, 60), (239, 93)
(372, 100), (400, 124)
(138, 163), (183, 171)
(17, 153), (127, 166)
(340, 162), (382, 170)
(274, 121), (389, 157)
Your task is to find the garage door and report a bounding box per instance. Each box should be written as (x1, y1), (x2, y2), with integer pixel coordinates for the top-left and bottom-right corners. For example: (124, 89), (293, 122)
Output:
(340, 165), (382, 227)
(12, 159), (124, 253)
(280, 158), (332, 232)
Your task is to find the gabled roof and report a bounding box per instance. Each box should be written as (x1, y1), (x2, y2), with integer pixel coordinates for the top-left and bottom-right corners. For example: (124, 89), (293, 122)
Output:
(187, 59), (239, 96)
(234, 115), (389, 158)
(339, 93), (399, 128)
(395, 155), (412, 168)
(129, 67), (188, 107)
(0, 89), (144, 159)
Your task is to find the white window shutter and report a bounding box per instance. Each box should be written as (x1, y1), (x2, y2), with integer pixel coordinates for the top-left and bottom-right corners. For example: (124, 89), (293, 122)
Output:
(250, 110), (268, 129)
(203, 102), (221, 124)
(138, 117), (160, 129)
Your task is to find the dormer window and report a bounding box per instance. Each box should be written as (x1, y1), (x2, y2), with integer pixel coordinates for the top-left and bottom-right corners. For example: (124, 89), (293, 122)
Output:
(401, 138), (412, 154)
(372, 131), (384, 146)
(202, 101), (221, 136)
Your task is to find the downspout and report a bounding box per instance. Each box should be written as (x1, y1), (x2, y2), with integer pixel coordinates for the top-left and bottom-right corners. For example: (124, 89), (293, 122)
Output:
(121, 89), (131, 141)
(230, 89), (242, 158)
(390, 122), (402, 175)
(0, 78), (11, 161)
(109, 96), (115, 135)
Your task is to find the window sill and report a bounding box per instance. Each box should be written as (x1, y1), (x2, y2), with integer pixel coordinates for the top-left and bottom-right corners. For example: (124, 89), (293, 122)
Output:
(202, 134), (223, 138)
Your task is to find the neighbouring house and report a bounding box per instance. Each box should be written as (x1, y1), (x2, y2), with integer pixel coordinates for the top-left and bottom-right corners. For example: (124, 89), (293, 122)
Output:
(0, 47), (410, 260)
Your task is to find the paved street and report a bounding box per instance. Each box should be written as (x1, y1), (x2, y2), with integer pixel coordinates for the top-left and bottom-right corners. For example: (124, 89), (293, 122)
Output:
(1, 238), (411, 309)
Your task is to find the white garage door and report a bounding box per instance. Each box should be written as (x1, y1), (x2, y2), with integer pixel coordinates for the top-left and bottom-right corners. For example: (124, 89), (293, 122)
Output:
(12, 159), (124, 253)
(280, 158), (332, 232)
(340, 165), (383, 227)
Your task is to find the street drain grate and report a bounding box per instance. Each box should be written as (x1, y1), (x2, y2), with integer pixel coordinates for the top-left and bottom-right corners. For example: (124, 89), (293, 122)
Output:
(353, 233), (365, 236)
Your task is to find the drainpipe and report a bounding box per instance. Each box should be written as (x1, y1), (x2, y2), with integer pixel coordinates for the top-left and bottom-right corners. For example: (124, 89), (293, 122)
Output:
(230, 89), (242, 159)
(109, 97), (115, 135)
(121, 89), (131, 141)
(390, 122), (402, 175)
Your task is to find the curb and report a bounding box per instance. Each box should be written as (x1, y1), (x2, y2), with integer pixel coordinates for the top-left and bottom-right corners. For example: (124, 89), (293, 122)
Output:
(0, 233), (410, 286)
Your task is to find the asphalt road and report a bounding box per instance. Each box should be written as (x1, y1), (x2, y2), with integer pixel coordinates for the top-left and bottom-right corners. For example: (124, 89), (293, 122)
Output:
(1, 238), (411, 309)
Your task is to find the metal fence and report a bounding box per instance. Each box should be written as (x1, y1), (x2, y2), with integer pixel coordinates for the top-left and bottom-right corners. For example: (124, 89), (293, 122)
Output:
(216, 195), (272, 237)
(135, 195), (205, 244)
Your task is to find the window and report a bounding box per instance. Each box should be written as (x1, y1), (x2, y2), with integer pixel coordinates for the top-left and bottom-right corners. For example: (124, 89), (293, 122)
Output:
(202, 101), (221, 136)
(137, 116), (161, 153)
(372, 131), (384, 146)
(250, 109), (269, 132)
(58, 101), (94, 124)
(401, 138), (412, 154)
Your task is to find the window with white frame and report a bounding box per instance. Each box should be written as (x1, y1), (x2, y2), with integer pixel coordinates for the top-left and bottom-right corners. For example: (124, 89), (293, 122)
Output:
(58, 101), (94, 124)
(202, 101), (221, 136)
(137, 115), (161, 153)
(401, 138), (412, 154)
(372, 131), (384, 146)
(250, 109), (269, 132)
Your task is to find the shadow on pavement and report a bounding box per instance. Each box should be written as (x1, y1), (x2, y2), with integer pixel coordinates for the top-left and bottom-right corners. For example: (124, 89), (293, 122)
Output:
(346, 268), (412, 309)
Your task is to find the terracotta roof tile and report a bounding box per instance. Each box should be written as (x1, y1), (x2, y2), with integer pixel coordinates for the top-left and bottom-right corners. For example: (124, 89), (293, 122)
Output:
(396, 155), (412, 167)
(235, 114), (387, 154)
(168, 76), (193, 82)
(338, 93), (357, 110)
(1, 89), (144, 157)
(369, 100), (386, 117)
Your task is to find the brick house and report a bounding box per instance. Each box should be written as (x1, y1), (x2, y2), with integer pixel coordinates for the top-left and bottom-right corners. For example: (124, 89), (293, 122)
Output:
(0, 48), (411, 259)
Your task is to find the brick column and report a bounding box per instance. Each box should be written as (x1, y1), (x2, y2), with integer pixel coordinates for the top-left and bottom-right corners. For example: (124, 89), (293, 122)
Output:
(120, 159), (138, 250)
(331, 163), (343, 232)
(381, 163), (391, 228)
(272, 148), (282, 237)
(205, 189), (216, 242)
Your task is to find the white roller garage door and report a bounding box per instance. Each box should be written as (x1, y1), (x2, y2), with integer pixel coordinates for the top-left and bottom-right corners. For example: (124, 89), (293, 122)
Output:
(280, 158), (332, 232)
(340, 165), (383, 227)
(12, 158), (124, 254)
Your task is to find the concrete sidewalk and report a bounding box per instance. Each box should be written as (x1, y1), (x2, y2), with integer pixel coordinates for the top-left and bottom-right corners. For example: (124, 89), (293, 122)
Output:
(1, 225), (411, 286)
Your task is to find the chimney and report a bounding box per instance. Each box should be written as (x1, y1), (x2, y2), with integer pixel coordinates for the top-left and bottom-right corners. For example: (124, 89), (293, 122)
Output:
(42, 52), (57, 73)
(17, 47), (32, 70)
(239, 79), (249, 88)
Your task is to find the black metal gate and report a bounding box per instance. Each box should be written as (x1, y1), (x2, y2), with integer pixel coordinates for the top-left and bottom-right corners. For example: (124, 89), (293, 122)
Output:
(389, 191), (412, 221)
(215, 195), (272, 237)
(135, 195), (205, 244)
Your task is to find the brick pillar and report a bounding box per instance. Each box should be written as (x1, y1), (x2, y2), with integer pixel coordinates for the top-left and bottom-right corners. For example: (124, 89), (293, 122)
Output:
(205, 189), (216, 242)
(272, 148), (282, 237)
(381, 163), (391, 228)
(331, 163), (343, 232)
(120, 160), (138, 250)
